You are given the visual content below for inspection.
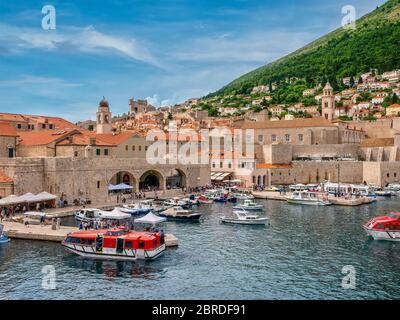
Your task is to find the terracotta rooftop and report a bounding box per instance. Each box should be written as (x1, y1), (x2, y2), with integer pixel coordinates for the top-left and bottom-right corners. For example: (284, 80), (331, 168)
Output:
(17, 129), (78, 146)
(0, 113), (80, 130)
(0, 122), (18, 137)
(0, 171), (13, 184)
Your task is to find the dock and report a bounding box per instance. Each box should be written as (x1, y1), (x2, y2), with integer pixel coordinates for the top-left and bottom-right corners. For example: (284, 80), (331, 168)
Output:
(2, 222), (178, 247)
(252, 191), (286, 201)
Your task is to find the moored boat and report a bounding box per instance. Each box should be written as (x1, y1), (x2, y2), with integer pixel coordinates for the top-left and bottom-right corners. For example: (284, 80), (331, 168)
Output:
(62, 227), (165, 260)
(158, 206), (202, 221)
(75, 208), (102, 223)
(285, 191), (331, 206)
(197, 195), (213, 204)
(0, 224), (10, 244)
(220, 209), (268, 226)
(233, 199), (264, 211)
(363, 212), (400, 241)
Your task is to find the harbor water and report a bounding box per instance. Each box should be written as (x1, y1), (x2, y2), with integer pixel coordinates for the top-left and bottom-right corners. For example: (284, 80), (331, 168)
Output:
(1, 198), (400, 300)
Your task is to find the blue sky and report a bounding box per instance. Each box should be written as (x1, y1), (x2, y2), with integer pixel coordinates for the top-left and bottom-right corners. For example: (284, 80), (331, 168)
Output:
(0, 0), (387, 122)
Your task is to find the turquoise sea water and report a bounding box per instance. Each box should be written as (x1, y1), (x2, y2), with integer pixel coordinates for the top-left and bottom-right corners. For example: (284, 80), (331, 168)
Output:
(1, 198), (400, 300)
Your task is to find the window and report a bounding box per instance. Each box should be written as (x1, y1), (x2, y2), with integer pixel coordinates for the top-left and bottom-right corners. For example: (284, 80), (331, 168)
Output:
(258, 135), (264, 143)
(49, 124), (54, 129)
(139, 241), (145, 249)
(8, 147), (14, 158)
(42, 124), (46, 129)
(228, 163), (232, 169)
(271, 134), (277, 142)
(132, 145), (135, 151)
(285, 134), (291, 142)
(104, 149), (109, 156)
(220, 162), (223, 168)
(387, 173), (390, 178)
(96, 149), (101, 156)
(298, 134), (304, 142)
(17, 124), (22, 129)
(97, 181), (101, 189)
(74, 151), (79, 157)
(125, 241), (133, 248)
(139, 146), (142, 151)
(125, 145), (128, 151)
(395, 173), (397, 178)
(212, 163), (216, 168)
(145, 146), (148, 151)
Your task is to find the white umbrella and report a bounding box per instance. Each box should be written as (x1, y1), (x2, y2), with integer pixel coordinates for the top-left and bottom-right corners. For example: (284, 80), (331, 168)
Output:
(99, 208), (131, 220)
(0, 195), (25, 206)
(35, 192), (57, 202)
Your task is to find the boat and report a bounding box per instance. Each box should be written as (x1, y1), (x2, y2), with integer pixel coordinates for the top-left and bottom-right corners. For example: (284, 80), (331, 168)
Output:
(363, 212), (400, 241)
(158, 206), (202, 221)
(285, 191), (331, 206)
(233, 193), (255, 200)
(163, 197), (190, 208)
(120, 201), (153, 215)
(62, 227), (165, 261)
(0, 224), (10, 244)
(374, 190), (392, 197)
(233, 199), (264, 211)
(213, 196), (227, 203)
(220, 209), (268, 226)
(75, 208), (102, 223)
(197, 195), (213, 204)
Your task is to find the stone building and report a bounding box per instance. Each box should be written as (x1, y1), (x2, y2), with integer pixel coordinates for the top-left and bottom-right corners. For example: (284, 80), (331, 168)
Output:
(321, 82), (335, 120)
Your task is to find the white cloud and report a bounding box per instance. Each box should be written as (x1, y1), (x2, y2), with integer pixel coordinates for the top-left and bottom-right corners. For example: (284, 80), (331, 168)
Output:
(0, 23), (159, 66)
(0, 76), (81, 87)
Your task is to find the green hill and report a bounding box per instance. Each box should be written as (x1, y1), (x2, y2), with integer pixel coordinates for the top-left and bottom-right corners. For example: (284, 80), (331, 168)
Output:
(211, 0), (400, 96)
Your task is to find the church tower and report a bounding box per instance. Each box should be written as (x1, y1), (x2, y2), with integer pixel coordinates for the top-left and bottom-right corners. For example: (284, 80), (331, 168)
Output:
(321, 82), (335, 121)
(96, 97), (112, 134)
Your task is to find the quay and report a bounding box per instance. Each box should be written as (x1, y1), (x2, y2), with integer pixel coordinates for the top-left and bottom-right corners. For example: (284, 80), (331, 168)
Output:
(1, 222), (179, 247)
(252, 191), (286, 201)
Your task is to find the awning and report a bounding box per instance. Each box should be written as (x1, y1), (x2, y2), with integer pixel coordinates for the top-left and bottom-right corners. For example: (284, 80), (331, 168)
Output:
(35, 192), (57, 201)
(108, 183), (133, 191)
(99, 208), (131, 220)
(0, 195), (25, 206)
(211, 172), (231, 181)
(134, 212), (166, 225)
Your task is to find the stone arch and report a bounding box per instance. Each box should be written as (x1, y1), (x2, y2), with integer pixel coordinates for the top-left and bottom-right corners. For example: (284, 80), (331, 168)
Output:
(139, 170), (164, 191)
(166, 168), (187, 189)
(109, 171), (136, 191)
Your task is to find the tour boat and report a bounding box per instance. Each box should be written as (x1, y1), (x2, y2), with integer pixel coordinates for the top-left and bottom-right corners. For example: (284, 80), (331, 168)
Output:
(220, 209), (268, 226)
(163, 197), (190, 208)
(363, 212), (400, 241)
(158, 206), (202, 221)
(233, 199), (264, 211)
(285, 191), (331, 206)
(75, 208), (102, 223)
(62, 227), (165, 261)
(0, 224), (10, 244)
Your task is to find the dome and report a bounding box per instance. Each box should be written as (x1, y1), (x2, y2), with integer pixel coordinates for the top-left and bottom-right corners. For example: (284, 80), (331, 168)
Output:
(99, 96), (109, 109)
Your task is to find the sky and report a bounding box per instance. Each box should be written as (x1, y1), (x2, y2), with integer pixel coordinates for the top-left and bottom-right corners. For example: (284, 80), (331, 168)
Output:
(0, 0), (387, 122)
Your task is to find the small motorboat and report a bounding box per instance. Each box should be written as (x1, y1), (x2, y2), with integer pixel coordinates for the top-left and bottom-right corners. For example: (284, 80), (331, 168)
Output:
(285, 191), (331, 206)
(220, 210), (268, 226)
(197, 195), (213, 204)
(0, 224), (10, 244)
(158, 206), (202, 221)
(374, 190), (392, 198)
(120, 201), (153, 215)
(233, 193), (255, 200)
(363, 212), (400, 241)
(163, 197), (190, 208)
(233, 199), (264, 211)
(75, 208), (102, 223)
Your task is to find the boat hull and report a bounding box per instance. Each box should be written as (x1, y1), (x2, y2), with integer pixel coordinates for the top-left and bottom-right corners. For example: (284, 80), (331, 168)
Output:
(157, 213), (202, 221)
(220, 217), (268, 225)
(0, 236), (10, 244)
(233, 206), (264, 211)
(363, 227), (400, 241)
(62, 243), (166, 261)
(286, 199), (331, 206)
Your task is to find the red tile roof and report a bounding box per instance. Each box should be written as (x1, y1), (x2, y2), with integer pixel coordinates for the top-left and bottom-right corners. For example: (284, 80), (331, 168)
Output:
(0, 122), (18, 137)
(17, 129), (78, 146)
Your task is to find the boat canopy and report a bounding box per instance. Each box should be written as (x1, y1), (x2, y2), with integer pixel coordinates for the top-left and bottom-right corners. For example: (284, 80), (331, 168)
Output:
(134, 212), (166, 225)
(99, 208), (131, 220)
(108, 183), (133, 191)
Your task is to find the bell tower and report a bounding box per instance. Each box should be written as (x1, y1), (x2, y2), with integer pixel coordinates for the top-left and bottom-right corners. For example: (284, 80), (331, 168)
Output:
(321, 82), (335, 121)
(96, 97), (112, 134)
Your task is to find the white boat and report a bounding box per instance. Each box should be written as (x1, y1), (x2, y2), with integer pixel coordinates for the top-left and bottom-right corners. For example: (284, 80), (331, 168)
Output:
(158, 206), (202, 221)
(120, 201), (153, 215)
(221, 209), (268, 225)
(0, 224), (10, 244)
(232, 193), (255, 200)
(75, 208), (102, 223)
(163, 197), (188, 207)
(233, 199), (264, 211)
(286, 191), (331, 206)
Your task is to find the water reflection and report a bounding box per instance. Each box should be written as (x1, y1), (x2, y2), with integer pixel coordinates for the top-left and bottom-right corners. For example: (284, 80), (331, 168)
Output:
(64, 254), (166, 279)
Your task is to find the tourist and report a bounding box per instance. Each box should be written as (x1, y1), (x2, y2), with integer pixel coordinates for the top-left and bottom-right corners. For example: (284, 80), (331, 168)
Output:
(56, 218), (61, 230)
(40, 214), (45, 226)
(79, 222), (83, 230)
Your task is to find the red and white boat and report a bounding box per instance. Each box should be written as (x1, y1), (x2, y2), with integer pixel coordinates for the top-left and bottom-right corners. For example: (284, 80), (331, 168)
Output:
(62, 227), (166, 261)
(363, 212), (400, 241)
